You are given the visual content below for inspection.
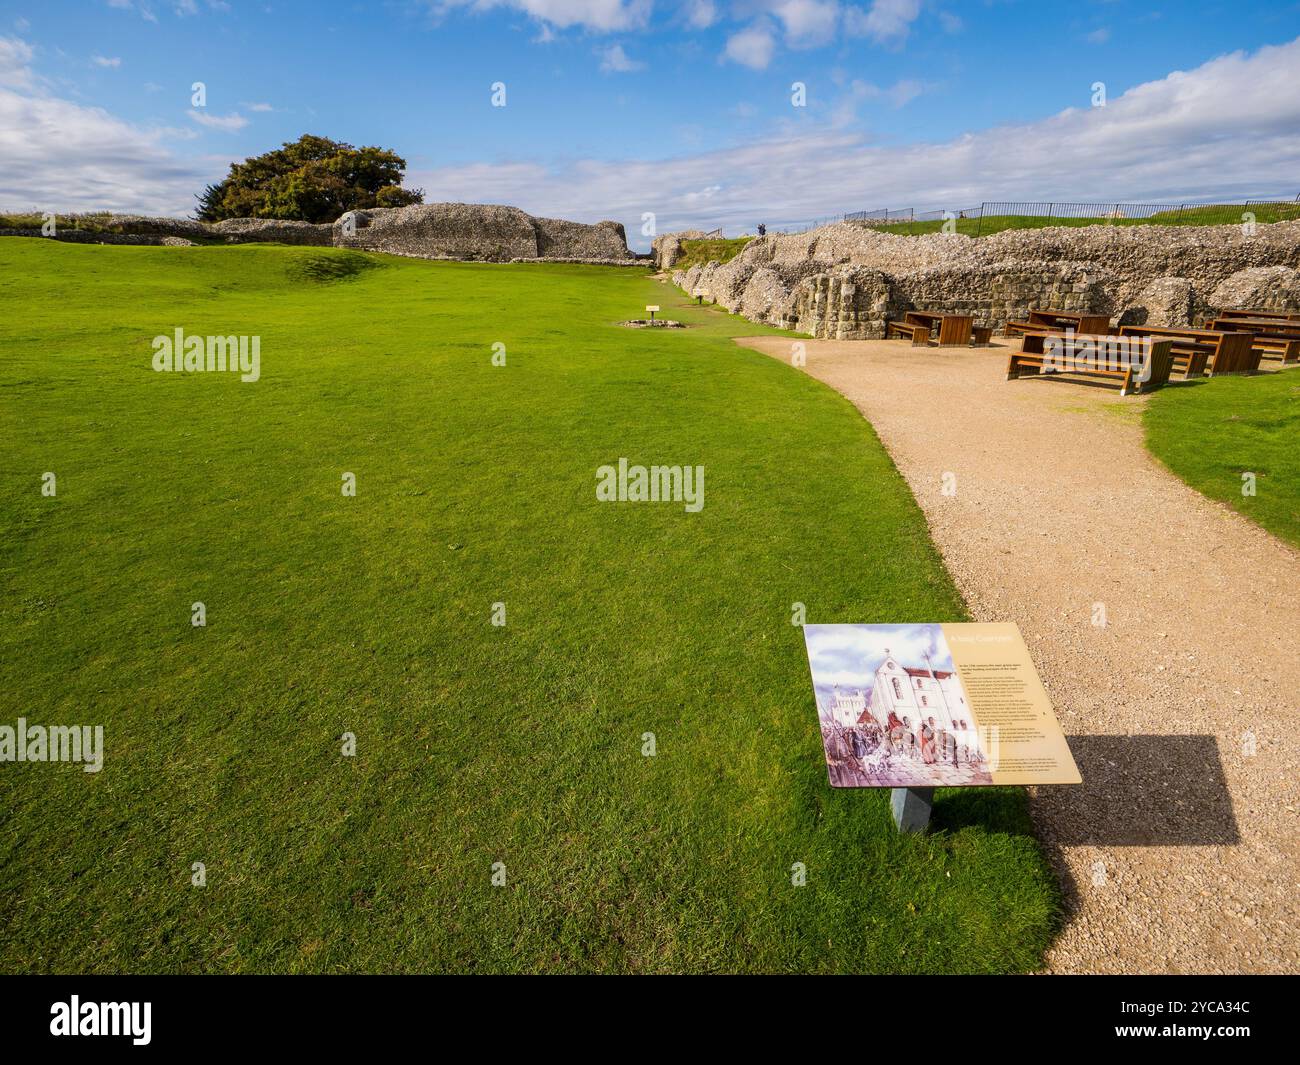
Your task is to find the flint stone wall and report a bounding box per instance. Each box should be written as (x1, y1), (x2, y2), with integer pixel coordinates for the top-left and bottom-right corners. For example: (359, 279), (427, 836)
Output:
(1118, 277), (1205, 328)
(335, 203), (633, 262)
(535, 216), (630, 260)
(93, 215), (210, 240)
(0, 228), (190, 246)
(0, 227), (172, 247)
(782, 269), (901, 340)
(1208, 265), (1300, 312)
(3, 204), (635, 264)
(674, 219), (1300, 337)
(211, 218), (333, 245)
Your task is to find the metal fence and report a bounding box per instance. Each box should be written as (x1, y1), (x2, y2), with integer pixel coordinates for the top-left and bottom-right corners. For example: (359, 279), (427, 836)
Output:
(844, 208), (913, 224)
(748, 194), (1298, 239)
(972, 198), (1300, 236)
(771, 215), (851, 235)
(833, 197), (1299, 236)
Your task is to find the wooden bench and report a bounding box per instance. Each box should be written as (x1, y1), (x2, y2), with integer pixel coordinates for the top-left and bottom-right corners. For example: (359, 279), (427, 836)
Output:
(1207, 316), (1300, 338)
(1007, 333), (1175, 396)
(1206, 317), (1300, 365)
(1117, 326), (1258, 375)
(972, 325), (994, 346)
(1005, 309), (1113, 337)
(886, 319), (931, 345)
(1250, 337), (1300, 364)
(885, 311), (975, 347)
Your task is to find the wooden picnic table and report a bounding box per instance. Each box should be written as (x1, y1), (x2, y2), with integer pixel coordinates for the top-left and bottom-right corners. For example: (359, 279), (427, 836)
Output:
(1007, 332), (1174, 396)
(1215, 308), (1300, 323)
(1005, 309), (1113, 338)
(1201, 319), (1300, 364)
(1207, 316), (1300, 335)
(1206, 317), (1300, 359)
(886, 311), (976, 346)
(907, 311), (975, 346)
(1117, 325), (1260, 375)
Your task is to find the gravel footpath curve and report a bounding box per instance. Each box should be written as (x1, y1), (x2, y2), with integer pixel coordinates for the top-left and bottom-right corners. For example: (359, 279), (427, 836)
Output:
(736, 335), (1300, 974)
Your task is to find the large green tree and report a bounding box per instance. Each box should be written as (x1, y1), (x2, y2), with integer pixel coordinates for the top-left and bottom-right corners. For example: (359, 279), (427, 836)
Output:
(196, 134), (424, 223)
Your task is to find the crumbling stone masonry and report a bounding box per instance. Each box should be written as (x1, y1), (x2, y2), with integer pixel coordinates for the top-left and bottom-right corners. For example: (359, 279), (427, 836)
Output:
(671, 220), (1300, 337)
(5, 203), (636, 264)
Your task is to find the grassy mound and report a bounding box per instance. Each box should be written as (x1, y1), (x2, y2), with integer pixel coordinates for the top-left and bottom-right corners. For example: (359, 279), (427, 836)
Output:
(286, 249), (385, 283)
(0, 239), (1059, 973)
(671, 237), (753, 271)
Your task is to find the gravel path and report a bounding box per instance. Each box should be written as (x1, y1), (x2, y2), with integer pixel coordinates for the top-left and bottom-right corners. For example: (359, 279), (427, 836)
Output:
(737, 335), (1300, 974)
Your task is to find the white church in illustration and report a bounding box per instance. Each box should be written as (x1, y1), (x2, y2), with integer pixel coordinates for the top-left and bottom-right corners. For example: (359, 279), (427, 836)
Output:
(826, 649), (972, 737)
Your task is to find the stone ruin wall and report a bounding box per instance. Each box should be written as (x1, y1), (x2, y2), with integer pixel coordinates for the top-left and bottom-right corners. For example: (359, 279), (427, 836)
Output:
(534, 216), (631, 260)
(211, 218), (333, 245)
(6, 203), (635, 263)
(334, 203), (537, 260)
(331, 204), (635, 262)
(671, 220), (1300, 338)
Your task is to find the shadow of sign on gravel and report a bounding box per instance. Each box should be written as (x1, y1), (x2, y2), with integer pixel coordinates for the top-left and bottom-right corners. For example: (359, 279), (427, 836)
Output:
(1043, 735), (1238, 846)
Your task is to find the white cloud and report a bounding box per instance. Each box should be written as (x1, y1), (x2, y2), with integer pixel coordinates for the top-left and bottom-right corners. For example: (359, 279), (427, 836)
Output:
(186, 108), (247, 130)
(771, 0), (840, 47)
(244, 101), (274, 112)
(430, 0), (651, 33)
(92, 54), (122, 68)
(830, 77), (927, 125)
(683, 0), (716, 29)
(683, 183), (722, 202)
(0, 86), (218, 214)
(107, 0), (159, 19)
(14, 17), (30, 31)
(886, 77), (923, 107)
(1087, 27), (1111, 45)
(597, 43), (645, 72)
(723, 21), (776, 70)
(407, 37), (1300, 249)
(844, 0), (921, 45)
(0, 35), (34, 88)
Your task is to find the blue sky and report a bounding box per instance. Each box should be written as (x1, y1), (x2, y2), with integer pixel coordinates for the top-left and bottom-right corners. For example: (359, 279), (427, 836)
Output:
(3, 0), (1300, 248)
(804, 623), (953, 718)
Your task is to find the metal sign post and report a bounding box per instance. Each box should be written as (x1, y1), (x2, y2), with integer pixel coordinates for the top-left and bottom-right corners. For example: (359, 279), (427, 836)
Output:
(890, 787), (934, 833)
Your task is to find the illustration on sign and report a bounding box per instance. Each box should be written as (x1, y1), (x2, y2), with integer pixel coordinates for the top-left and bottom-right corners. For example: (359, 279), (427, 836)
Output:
(802, 622), (1081, 788)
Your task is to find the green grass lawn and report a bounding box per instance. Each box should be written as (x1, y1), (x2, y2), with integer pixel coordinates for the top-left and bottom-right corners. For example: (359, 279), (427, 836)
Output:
(0, 239), (1059, 973)
(871, 203), (1300, 237)
(1145, 372), (1300, 549)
